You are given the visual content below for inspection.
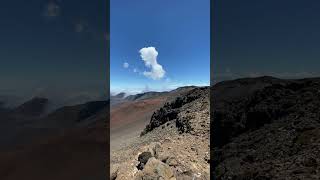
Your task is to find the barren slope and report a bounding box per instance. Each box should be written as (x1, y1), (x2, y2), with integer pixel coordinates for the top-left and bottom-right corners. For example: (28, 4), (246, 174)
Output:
(212, 76), (320, 179)
(110, 97), (167, 150)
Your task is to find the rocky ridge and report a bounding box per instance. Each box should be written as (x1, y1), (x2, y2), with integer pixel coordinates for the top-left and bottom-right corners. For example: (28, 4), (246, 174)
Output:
(212, 76), (320, 179)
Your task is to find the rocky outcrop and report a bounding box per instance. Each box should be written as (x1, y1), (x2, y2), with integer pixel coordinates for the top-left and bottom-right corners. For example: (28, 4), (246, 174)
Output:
(137, 151), (153, 170)
(141, 87), (209, 136)
(212, 77), (320, 179)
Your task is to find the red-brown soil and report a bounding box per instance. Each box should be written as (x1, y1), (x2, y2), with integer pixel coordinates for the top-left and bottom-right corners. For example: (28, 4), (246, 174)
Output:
(111, 98), (166, 128)
(110, 97), (167, 150)
(0, 109), (108, 180)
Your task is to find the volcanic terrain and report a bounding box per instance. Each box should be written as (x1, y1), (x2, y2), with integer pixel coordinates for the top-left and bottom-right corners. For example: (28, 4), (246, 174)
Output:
(110, 87), (210, 179)
(211, 76), (320, 179)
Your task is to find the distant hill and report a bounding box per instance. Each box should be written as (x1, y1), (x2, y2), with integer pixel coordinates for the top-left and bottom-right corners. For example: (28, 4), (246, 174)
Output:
(114, 92), (126, 99)
(12, 97), (49, 117)
(110, 86), (197, 106)
(0, 95), (25, 108)
(110, 93), (127, 106)
(0, 97), (50, 131)
(0, 98), (108, 147)
(124, 91), (168, 101)
(123, 86), (197, 101)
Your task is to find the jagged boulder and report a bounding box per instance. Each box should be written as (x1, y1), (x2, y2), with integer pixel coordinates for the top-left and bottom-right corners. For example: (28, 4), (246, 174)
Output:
(137, 152), (153, 170)
(141, 87), (208, 136)
(135, 157), (176, 180)
(148, 142), (162, 158)
(175, 116), (192, 133)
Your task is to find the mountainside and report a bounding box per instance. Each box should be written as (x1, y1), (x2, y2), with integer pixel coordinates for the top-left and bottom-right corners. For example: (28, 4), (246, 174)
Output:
(212, 76), (320, 179)
(111, 87), (210, 180)
(0, 99), (108, 180)
(110, 87), (193, 151)
(110, 97), (167, 150)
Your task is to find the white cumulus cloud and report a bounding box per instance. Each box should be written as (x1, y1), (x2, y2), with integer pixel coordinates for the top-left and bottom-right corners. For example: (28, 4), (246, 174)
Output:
(123, 62), (129, 68)
(139, 47), (165, 80)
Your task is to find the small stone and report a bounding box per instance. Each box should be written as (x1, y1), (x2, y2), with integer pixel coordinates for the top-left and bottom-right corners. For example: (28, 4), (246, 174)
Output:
(148, 142), (162, 158)
(164, 138), (172, 143)
(166, 157), (178, 166)
(135, 157), (176, 180)
(158, 152), (170, 162)
(204, 152), (210, 163)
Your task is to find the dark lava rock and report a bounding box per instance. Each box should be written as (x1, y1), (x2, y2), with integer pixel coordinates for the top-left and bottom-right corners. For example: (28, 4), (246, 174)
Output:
(137, 151), (153, 170)
(211, 76), (320, 179)
(140, 87), (208, 136)
(176, 116), (192, 133)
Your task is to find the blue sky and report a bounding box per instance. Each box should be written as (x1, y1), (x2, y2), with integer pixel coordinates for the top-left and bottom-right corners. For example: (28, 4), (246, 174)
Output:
(110, 0), (210, 94)
(213, 0), (320, 82)
(0, 0), (107, 106)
